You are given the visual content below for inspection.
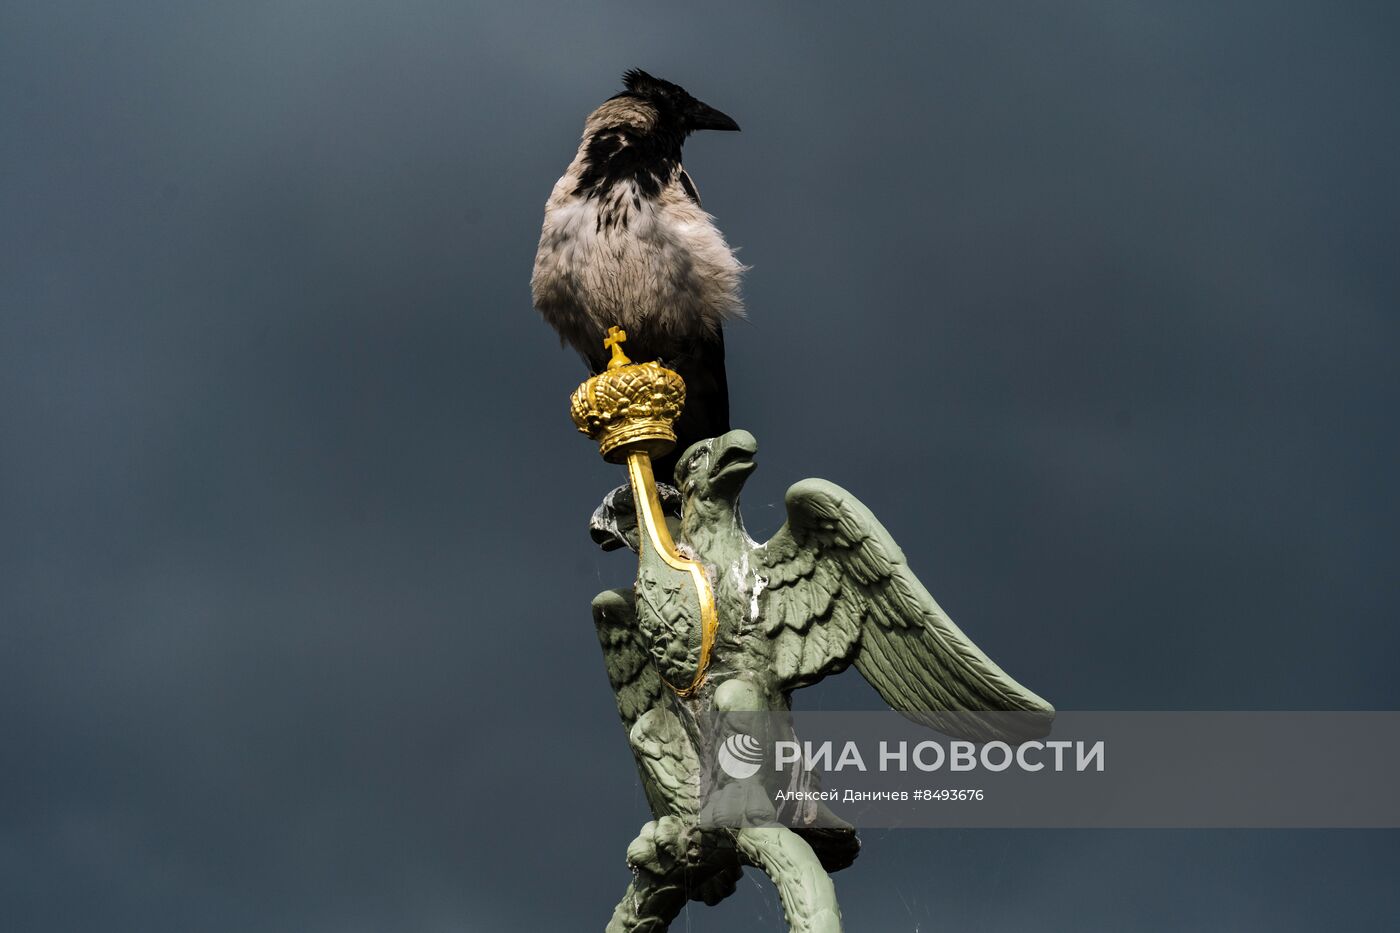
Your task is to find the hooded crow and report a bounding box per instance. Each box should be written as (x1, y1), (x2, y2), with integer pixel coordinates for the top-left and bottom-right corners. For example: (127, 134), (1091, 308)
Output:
(532, 69), (744, 483)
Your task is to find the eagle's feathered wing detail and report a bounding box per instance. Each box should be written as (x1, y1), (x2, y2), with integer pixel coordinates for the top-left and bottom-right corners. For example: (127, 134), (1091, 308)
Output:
(754, 479), (1055, 743)
(591, 588), (698, 819)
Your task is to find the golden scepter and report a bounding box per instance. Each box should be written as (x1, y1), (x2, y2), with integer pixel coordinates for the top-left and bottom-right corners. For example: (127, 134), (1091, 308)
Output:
(569, 327), (718, 697)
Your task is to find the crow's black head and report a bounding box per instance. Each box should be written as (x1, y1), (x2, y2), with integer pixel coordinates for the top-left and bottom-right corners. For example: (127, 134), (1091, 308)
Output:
(575, 70), (739, 202)
(616, 69), (740, 134)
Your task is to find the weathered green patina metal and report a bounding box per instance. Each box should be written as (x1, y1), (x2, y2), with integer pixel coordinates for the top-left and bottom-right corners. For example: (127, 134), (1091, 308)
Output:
(571, 328), (1054, 932)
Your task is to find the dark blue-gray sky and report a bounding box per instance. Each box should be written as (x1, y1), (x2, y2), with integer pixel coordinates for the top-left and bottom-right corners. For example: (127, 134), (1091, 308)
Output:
(3, 1), (1398, 930)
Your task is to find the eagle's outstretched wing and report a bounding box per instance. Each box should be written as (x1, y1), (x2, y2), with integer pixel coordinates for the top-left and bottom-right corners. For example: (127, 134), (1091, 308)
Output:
(592, 588), (699, 818)
(754, 480), (1054, 743)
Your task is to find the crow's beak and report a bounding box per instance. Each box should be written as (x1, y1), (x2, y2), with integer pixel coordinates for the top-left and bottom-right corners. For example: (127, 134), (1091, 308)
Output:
(689, 101), (740, 132)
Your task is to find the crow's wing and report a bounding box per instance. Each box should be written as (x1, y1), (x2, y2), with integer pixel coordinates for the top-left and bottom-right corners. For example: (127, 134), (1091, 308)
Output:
(753, 481), (1054, 743)
(651, 329), (730, 484)
(592, 588), (698, 817)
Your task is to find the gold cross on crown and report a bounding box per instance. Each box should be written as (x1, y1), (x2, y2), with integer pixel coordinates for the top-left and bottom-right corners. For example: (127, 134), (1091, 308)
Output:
(604, 325), (633, 370)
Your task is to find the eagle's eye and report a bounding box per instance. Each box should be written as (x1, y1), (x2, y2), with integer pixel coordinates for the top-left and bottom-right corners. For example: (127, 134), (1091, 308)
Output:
(679, 448), (708, 490)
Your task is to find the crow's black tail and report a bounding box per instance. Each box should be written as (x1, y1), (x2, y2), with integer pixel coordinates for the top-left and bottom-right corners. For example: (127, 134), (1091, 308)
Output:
(652, 330), (730, 485)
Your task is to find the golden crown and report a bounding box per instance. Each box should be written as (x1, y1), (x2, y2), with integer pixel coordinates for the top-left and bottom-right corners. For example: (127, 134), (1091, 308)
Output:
(569, 327), (687, 463)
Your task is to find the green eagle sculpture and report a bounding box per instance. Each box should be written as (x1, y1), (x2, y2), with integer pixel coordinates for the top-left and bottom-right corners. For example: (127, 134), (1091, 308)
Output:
(571, 330), (1053, 933)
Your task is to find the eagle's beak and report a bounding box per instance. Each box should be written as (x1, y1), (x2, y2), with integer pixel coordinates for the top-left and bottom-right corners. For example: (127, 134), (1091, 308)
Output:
(710, 430), (757, 493)
(689, 101), (741, 132)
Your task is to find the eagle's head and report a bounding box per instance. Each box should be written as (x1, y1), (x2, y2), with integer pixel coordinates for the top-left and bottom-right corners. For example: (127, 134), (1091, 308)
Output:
(584, 433), (754, 555)
(676, 430), (758, 544)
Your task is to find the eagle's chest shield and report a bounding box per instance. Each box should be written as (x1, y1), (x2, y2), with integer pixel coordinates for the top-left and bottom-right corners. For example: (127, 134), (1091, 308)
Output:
(634, 562), (707, 692)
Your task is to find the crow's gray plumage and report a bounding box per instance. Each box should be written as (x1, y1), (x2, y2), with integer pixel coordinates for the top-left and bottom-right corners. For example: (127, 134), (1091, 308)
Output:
(532, 69), (744, 482)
